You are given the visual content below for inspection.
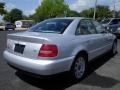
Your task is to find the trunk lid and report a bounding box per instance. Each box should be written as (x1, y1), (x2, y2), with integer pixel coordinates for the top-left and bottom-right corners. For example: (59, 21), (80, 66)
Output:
(7, 32), (51, 59)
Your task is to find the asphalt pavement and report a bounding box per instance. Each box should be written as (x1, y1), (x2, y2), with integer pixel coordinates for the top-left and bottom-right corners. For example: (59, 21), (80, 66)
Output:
(0, 31), (120, 90)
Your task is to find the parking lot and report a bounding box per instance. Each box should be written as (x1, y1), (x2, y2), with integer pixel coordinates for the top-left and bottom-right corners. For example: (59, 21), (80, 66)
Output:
(0, 31), (120, 90)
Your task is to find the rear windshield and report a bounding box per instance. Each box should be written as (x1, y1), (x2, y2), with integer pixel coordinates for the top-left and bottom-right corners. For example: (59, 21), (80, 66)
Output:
(29, 19), (73, 34)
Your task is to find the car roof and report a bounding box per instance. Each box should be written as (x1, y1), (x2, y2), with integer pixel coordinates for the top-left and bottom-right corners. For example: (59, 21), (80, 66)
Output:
(103, 18), (120, 20)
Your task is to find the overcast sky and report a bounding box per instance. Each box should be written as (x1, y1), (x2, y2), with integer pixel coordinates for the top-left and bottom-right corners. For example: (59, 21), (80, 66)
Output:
(0, 0), (120, 21)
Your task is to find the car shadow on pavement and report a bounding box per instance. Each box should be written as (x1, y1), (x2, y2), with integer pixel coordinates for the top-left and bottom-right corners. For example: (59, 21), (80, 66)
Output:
(16, 53), (120, 90)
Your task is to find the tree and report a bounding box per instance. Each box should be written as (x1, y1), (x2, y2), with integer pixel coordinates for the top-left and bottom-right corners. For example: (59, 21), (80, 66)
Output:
(80, 8), (94, 18)
(80, 5), (112, 19)
(111, 10), (120, 18)
(3, 8), (23, 23)
(35, 0), (69, 22)
(96, 5), (112, 18)
(0, 2), (6, 15)
(67, 10), (80, 17)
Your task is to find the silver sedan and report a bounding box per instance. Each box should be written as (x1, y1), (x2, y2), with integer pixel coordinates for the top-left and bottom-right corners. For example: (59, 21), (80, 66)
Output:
(3, 17), (117, 80)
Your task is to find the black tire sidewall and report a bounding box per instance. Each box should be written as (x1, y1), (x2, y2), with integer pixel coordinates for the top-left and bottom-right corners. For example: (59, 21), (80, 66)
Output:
(111, 41), (117, 55)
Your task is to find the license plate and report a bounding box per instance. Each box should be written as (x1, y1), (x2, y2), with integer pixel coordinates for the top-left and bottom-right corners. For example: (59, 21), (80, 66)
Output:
(14, 44), (25, 54)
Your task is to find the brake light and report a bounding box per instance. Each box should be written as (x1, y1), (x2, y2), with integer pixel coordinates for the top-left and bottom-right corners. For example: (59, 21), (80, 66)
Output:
(38, 44), (58, 57)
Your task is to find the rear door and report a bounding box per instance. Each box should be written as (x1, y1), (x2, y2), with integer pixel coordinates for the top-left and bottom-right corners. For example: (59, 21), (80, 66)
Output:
(93, 20), (112, 53)
(75, 19), (104, 60)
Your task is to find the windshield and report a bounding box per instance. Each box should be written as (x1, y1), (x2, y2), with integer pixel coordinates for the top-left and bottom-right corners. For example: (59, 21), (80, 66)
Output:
(29, 19), (73, 34)
(101, 19), (111, 24)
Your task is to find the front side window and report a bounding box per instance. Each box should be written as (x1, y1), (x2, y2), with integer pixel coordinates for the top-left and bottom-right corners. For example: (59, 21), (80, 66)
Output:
(76, 19), (96, 35)
(29, 19), (73, 34)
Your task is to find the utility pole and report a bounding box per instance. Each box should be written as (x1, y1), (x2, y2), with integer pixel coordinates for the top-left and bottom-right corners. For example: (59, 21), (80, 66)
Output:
(93, 0), (97, 20)
(64, 10), (67, 17)
(113, 0), (116, 18)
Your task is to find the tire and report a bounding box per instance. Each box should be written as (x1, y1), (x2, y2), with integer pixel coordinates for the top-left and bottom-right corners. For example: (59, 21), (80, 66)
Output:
(70, 54), (87, 81)
(111, 41), (117, 55)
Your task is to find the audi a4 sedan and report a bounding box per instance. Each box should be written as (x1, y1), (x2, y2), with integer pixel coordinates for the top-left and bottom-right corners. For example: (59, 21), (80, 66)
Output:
(3, 17), (117, 80)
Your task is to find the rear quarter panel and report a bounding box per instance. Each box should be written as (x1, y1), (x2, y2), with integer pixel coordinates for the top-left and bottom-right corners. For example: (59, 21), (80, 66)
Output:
(48, 35), (89, 60)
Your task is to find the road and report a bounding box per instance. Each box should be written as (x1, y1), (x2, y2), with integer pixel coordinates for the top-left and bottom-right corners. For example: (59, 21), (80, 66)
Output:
(0, 31), (120, 90)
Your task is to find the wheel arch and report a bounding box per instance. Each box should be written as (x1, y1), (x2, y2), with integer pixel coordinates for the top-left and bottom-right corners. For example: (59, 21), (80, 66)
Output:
(69, 50), (88, 80)
(70, 50), (88, 71)
(74, 50), (88, 62)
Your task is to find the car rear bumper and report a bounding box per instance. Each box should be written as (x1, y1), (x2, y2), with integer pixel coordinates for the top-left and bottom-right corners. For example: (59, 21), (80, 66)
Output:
(5, 28), (14, 30)
(3, 50), (74, 75)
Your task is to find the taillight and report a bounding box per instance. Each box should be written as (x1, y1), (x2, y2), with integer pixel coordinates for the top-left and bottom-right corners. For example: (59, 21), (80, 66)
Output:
(38, 44), (58, 57)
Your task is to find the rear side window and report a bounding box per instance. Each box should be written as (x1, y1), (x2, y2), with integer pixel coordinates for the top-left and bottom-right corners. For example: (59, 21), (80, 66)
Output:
(93, 21), (105, 33)
(29, 19), (73, 34)
(101, 19), (110, 24)
(76, 19), (96, 35)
